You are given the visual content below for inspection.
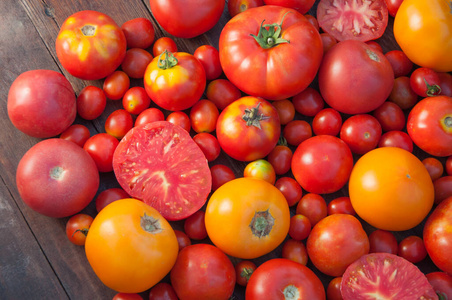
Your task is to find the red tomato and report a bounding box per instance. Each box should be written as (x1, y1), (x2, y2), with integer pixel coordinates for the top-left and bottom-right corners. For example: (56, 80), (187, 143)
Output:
(263, 0), (315, 14)
(288, 214), (311, 241)
(295, 193), (327, 226)
(319, 40), (394, 114)
(388, 76), (419, 110)
(385, 50), (413, 78)
(59, 124), (90, 148)
(121, 17), (155, 49)
(193, 133), (221, 162)
(65, 214), (94, 246)
(271, 99), (295, 125)
(438, 72), (452, 97)
(55, 10), (126, 80)
(327, 196), (355, 216)
(206, 79), (242, 110)
(170, 244), (236, 300)
(281, 239), (309, 265)
(385, 0), (404, 17)
(398, 235), (427, 264)
(434, 176), (452, 205)
(426, 272), (452, 300)
(122, 87), (151, 115)
(189, 99), (219, 133)
(410, 67), (442, 97)
(120, 48), (153, 79)
(341, 253), (438, 300)
(422, 157), (444, 181)
(274, 177), (303, 207)
(317, 0), (388, 42)
(183, 210), (207, 240)
(135, 108), (165, 127)
(216, 96), (281, 161)
(166, 111), (191, 133)
(368, 229), (398, 255)
(235, 260), (257, 287)
(149, 0), (225, 38)
(312, 107), (342, 136)
(320, 32), (337, 53)
(83, 133), (119, 173)
(152, 37), (177, 57)
(267, 144), (293, 175)
(292, 87), (325, 117)
(148, 283), (178, 300)
(16, 139), (99, 218)
(113, 121), (212, 221)
(372, 101), (406, 132)
(219, 5), (323, 100)
(95, 188), (130, 213)
(76, 85), (107, 120)
(103, 71), (130, 101)
(174, 230), (191, 252)
(7, 70), (76, 138)
(447, 156), (452, 176)
(113, 293), (143, 300)
(228, 0), (263, 17)
(304, 14), (319, 31)
(193, 45), (222, 80)
(210, 164), (236, 191)
(245, 258), (325, 299)
(378, 130), (414, 152)
(282, 120), (312, 146)
(326, 277), (343, 300)
(366, 40), (383, 53)
(105, 109), (134, 140)
(339, 114), (382, 155)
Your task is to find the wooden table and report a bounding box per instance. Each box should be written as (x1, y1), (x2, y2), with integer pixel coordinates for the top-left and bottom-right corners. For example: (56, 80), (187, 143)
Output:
(0, 1), (443, 299)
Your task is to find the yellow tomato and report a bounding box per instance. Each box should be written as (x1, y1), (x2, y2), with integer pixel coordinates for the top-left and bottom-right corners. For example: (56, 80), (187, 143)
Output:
(205, 177), (290, 259)
(85, 198), (178, 293)
(394, 0), (452, 72)
(349, 147), (434, 231)
(243, 159), (276, 184)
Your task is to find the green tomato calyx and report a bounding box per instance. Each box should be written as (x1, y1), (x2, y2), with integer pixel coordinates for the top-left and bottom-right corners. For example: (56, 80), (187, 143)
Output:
(140, 213), (162, 234)
(158, 50), (178, 70)
(250, 12), (291, 49)
(249, 209), (275, 238)
(423, 78), (441, 97)
(242, 102), (270, 129)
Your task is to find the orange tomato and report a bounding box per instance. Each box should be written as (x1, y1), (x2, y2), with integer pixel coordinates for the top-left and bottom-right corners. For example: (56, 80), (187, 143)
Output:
(85, 198), (178, 293)
(394, 0), (452, 72)
(349, 147), (434, 231)
(205, 177), (290, 259)
(243, 159), (276, 185)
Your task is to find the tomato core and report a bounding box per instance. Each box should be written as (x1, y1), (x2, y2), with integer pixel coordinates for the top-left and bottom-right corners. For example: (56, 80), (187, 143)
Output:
(442, 115), (452, 133)
(249, 210), (275, 237)
(50, 166), (64, 180)
(140, 213), (163, 233)
(283, 284), (300, 299)
(81, 25), (96, 36)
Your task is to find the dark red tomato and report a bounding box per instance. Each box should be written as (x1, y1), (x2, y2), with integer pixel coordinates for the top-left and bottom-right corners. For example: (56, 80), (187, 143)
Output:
(193, 133), (221, 162)
(378, 130), (414, 152)
(271, 99), (295, 125)
(170, 244), (236, 300)
(263, 0), (315, 14)
(8, 70), (76, 138)
(366, 40), (383, 53)
(398, 235), (427, 264)
(113, 293), (143, 300)
(340, 114), (382, 155)
(312, 107), (342, 136)
(368, 229), (398, 255)
(281, 239), (309, 265)
(113, 121), (212, 221)
(295, 193), (327, 226)
(206, 79), (242, 111)
(216, 96), (280, 162)
(327, 196), (355, 216)
(282, 120), (312, 146)
(434, 176), (452, 205)
(235, 260), (257, 287)
(267, 144), (293, 175)
(245, 258), (325, 299)
(166, 111), (191, 133)
(122, 87), (151, 115)
(83, 133), (119, 173)
(121, 48), (153, 79)
(317, 0), (388, 42)
(193, 45), (222, 81)
(184, 210), (207, 240)
(274, 176), (303, 207)
(292, 87), (325, 117)
(95, 187), (130, 212)
(319, 40), (394, 114)
(228, 0), (263, 17)
(372, 101), (406, 132)
(190, 99), (219, 133)
(76, 85), (107, 120)
(148, 282), (178, 300)
(135, 108), (165, 127)
(121, 17), (155, 49)
(447, 156), (452, 176)
(56, 10), (126, 80)
(103, 70), (130, 100)
(152, 37), (178, 57)
(304, 14), (319, 31)
(426, 272), (452, 300)
(210, 164), (236, 191)
(424, 196), (452, 274)
(220, 5), (323, 100)
(65, 214), (94, 246)
(388, 76), (419, 110)
(410, 67), (442, 97)
(105, 109), (134, 140)
(326, 277), (343, 300)
(307, 214), (370, 277)
(292, 135), (354, 194)
(16, 139), (99, 218)
(407, 96), (452, 157)
(385, 50), (413, 78)
(422, 157), (444, 181)
(174, 230), (191, 252)
(60, 124), (90, 148)
(320, 32), (337, 53)
(288, 214), (311, 241)
(342, 253), (438, 299)
(438, 72), (452, 97)
(385, 0), (404, 17)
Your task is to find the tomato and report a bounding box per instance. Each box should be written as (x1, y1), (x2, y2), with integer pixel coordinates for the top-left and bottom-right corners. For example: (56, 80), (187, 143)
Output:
(317, 0), (388, 42)
(120, 48), (153, 79)
(368, 229), (398, 255)
(55, 10), (126, 80)
(438, 72), (452, 97)
(366, 40), (383, 53)
(304, 14), (319, 31)
(103, 71), (130, 101)
(378, 130), (414, 152)
(183, 210), (207, 240)
(235, 260), (257, 287)
(228, 0), (264, 17)
(288, 214), (311, 241)
(282, 120), (312, 146)
(166, 111), (191, 133)
(193, 45), (222, 80)
(105, 109), (134, 140)
(426, 272), (452, 300)
(410, 67), (442, 97)
(394, 0), (452, 72)
(113, 293), (142, 300)
(326, 277), (342, 300)
(267, 144), (293, 175)
(174, 229), (191, 252)
(206, 79), (242, 110)
(170, 244), (236, 300)
(434, 175), (452, 204)
(210, 164), (236, 191)
(244, 159), (276, 184)
(16, 139), (99, 218)
(274, 176), (303, 207)
(327, 196), (355, 216)
(121, 17), (155, 49)
(281, 239), (308, 265)
(422, 157), (444, 181)
(76, 85), (107, 120)
(295, 193), (327, 226)
(349, 147), (434, 231)
(86, 199), (178, 293)
(205, 177), (290, 259)
(271, 99), (295, 125)
(263, 0), (315, 14)
(385, 0), (404, 17)
(341, 253), (438, 300)
(292, 135), (354, 194)
(59, 124), (90, 148)
(398, 235), (427, 264)
(113, 121), (211, 221)
(292, 87), (325, 117)
(65, 214), (94, 246)
(373, 101), (406, 132)
(152, 37), (177, 57)
(189, 99), (219, 133)
(385, 50), (413, 78)
(193, 132), (221, 162)
(144, 51), (206, 111)
(216, 96), (280, 161)
(388, 76), (419, 110)
(320, 32), (337, 53)
(319, 40), (394, 114)
(219, 5), (323, 100)
(7, 70), (76, 138)
(83, 133), (119, 173)
(245, 258), (325, 299)
(148, 282), (178, 300)
(122, 87), (151, 115)
(307, 214), (369, 277)
(135, 108), (165, 127)
(447, 156), (452, 176)
(339, 114), (382, 155)
(312, 107), (342, 136)
(95, 188), (130, 213)
(407, 96), (452, 157)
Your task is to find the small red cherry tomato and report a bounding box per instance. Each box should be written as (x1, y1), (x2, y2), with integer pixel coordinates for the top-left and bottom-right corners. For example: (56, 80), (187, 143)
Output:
(274, 177), (303, 207)
(60, 124), (90, 148)
(66, 213), (94, 246)
(166, 111), (191, 133)
(410, 67), (442, 97)
(190, 99), (219, 133)
(105, 109), (134, 139)
(135, 108), (165, 127)
(184, 210), (208, 240)
(210, 164), (236, 191)
(121, 48), (153, 79)
(152, 37), (177, 57)
(103, 71), (130, 100)
(235, 260), (257, 287)
(296, 193), (327, 226)
(121, 17), (155, 49)
(194, 45), (222, 80)
(76, 85), (107, 120)
(193, 132), (221, 162)
(95, 188), (130, 212)
(122, 87), (151, 115)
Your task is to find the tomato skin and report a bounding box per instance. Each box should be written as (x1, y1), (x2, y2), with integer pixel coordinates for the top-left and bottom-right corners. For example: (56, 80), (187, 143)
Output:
(183, 210), (207, 240)
(372, 101), (405, 132)
(105, 109), (134, 140)
(120, 48), (153, 79)
(339, 114), (382, 155)
(388, 76), (419, 110)
(292, 87), (325, 117)
(228, 0), (264, 17)
(59, 124), (90, 148)
(83, 133), (119, 173)
(206, 79), (242, 111)
(173, 229), (191, 252)
(244, 159), (276, 184)
(263, 0), (316, 14)
(135, 108), (165, 127)
(385, 50), (413, 78)
(95, 188), (130, 213)
(103, 71), (130, 101)
(121, 17), (155, 49)
(447, 156), (452, 176)
(56, 10), (126, 80)
(219, 5), (323, 100)
(65, 214), (94, 246)
(312, 107), (343, 136)
(235, 260), (257, 287)
(426, 272), (452, 300)
(113, 293), (143, 300)
(166, 111), (191, 133)
(410, 67), (442, 97)
(327, 196), (355, 216)
(394, 0), (452, 72)
(76, 85), (107, 120)
(385, 0), (404, 17)
(398, 235), (427, 264)
(288, 214), (311, 241)
(267, 144), (293, 175)
(148, 282), (178, 300)
(271, 99), (295, 125)
(274, 177), (303, 207)
(122, 87), (151, 115)
(281, 238), (308, 265)
(282, 120), (312, 146)
(210, 164), (236, 191)
(193, 45), (222, 80)
(378, 130), (414, 153)
(295, 193), (327, 226)
(192, 132), (221, 162)
(189, 99), (219, 133)
(320, 32), (337, 53)
(368, 229), (398, 255)
(438, 72), (452, 97)
(422, 157), (444, 181)
(326, 277), (343, 300)
(434, 176), (452, 205)
(152, 37), (177, 57)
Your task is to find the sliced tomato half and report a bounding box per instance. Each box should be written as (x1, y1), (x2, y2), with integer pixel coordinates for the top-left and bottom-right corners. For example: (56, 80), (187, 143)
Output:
(341, 253), (438, 300)
(317, 0), (389, 42)
(113, 121), (212, 221)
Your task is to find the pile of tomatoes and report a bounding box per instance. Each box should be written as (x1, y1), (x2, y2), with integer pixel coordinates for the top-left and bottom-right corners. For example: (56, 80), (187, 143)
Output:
(6, 0), (452, 299)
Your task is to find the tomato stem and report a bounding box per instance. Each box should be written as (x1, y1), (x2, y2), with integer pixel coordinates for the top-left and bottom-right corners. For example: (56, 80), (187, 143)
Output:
(250, 12), (291, 49)
(249, 210), (275, 238)
(423, 78), (441, 96)
(140, 213), (163, 233)
(240, 267), (254, 282)
(158, 50), (178, 70)
(73, 228), (89, 237)
(242, 102), (270, 129)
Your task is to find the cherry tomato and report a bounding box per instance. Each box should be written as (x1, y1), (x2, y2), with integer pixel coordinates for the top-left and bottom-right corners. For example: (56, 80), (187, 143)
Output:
(135, 108), (165, 127)
(398, 235), (427, 264)
(281, 238), (308, 265)
(274, 177), (303, 207)
(103, 71), (130, 100)
(434, 176), (452, 205)
(184, 210), (207, 240)
(189, 99), (219, 133)
(426, 272), (452, 300)
(174, 229), (191, 252)
(235, 260), (257, 287)
(368, 229), (398, 255)
(326, 277), (343, 300)
(76, 85), (107, 120)
(385, 50), (413, 78)
(263, 0), (315, 14)
(60, 124), (90, 148)
(388, 76), (419, 110)
(378, 130), (414, 152)
(66, 213), (94, 246)
(447, 156), (452, 176)
(410, 67), (442, 97)
(120, 48), (153, 79)
(210, 164), (236, 191)
(304, 14), (319, 31)
(148, 282), (178, 300)
(288, 214), (311, 241)
(267, 143), (293, 175)
(95, 188), (130, 213)
(166, 111), (191, 133)
(192, 132), (221, 162)
(206, 79), (242, 111)
(327, 196), (355, 216)
(113, 293), (142, 300)
(121, 17), (155, 49)
(438, 72), (452, 97)
(296, 193), (327, 226)
(339, 114), (382, 155)
(282, 120), (312, 146)
(292, 87), (324, 117)
(228, 0), (263, 17)
(366, 40), (383, 53)
(372, 101), (406, 132)
(320, 32), (337, 53)
(193, 45), (222, 80)
(105, 109), (134, 140)
(312, 108), (342, 136)
(152, 37), (177, 57)
(83, 133), (119, 172)
(422, 157), (444, 181)
(244, 159), (276, 185)
(271, 99), (295, 125)
(122, 87), (151, 115)
(385, 0), (404, 17)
